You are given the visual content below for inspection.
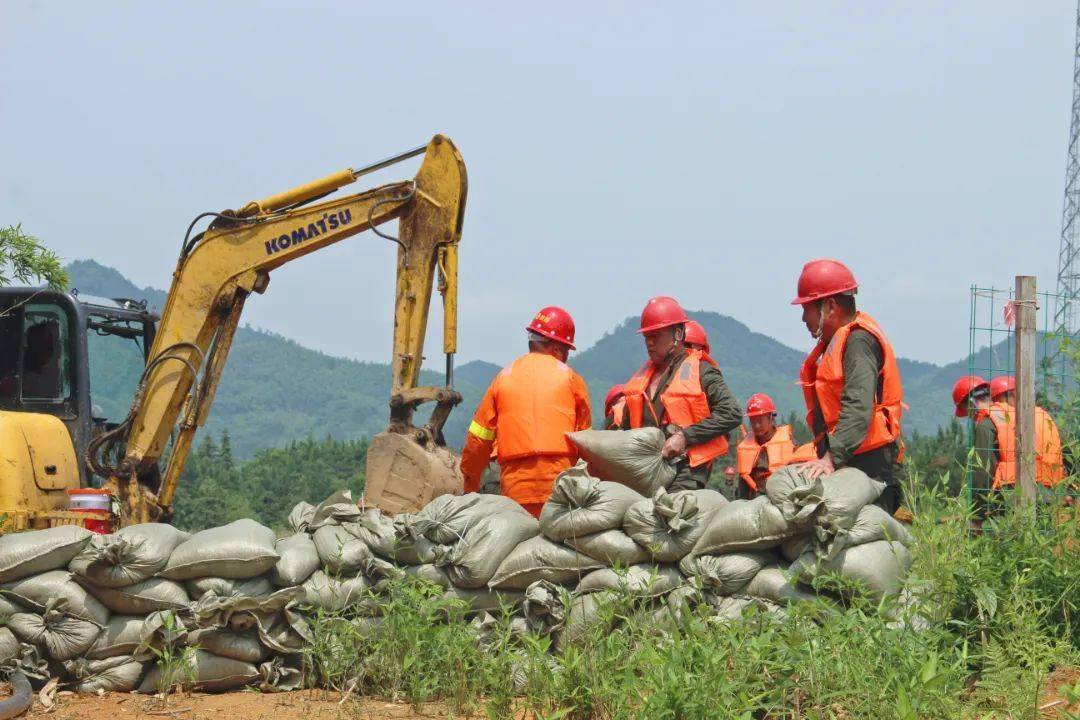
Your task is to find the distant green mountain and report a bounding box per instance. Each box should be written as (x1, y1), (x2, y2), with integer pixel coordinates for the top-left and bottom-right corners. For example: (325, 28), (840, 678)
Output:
(70, 260), (1043, 457)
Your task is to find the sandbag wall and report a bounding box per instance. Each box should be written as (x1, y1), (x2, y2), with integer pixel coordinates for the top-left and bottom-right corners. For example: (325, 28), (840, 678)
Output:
(0, 428), (912, 695)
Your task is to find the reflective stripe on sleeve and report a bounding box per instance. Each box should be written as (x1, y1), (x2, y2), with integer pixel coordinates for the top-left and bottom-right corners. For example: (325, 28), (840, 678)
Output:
(468, 421), (496, 441)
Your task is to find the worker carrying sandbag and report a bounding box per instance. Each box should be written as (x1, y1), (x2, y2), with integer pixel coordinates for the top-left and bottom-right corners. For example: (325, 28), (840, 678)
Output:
(617, 297), (742, 491)
(734, 393), (816, 499)
(989, 375), (1067, 487)
(793, 259), (905, 514)
(459, 307), (592, 518)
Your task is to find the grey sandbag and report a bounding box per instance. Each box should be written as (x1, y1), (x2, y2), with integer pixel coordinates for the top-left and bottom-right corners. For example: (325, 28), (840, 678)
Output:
(414, 493), (531, 545)
(431, 511), (540, 589)
(312, 524), (375, 575)
(301, 570), (374, 613)
(138, 649), (259, 693)
(65, 655), (146, 693)
(189, 627), (271, 663)
(186, 576), (274, 600)
(567, 428), (676, 496)
(0, 627), (19, 664)
(7, 603), (101, 661)
(520, 580), (567, 636)
(792, 540), (911, 601)
(442, 587), (525, 615)
(487, 536), (604, 590)
(560, 590), (622, 647)
(817, 468), (885, 533)
(288, 500), (316, 533)
(404, 564), (452, 588)
(576, 564), (684, 598)
(0, 594), (24, 618)
(564, 529), (651, 565)
(691, 496), (797, 556)
(306, 489), (363, 529)
(708, 595), (756, 622)
(79, 576), (189, 615)
(88, 615), (145, 659)
(68, 523), (189, 588)
(259, 655), (303, 693)
(270, 533), (320, 587)
(1, 570), (110, 626)
(680, 551), (773, 595)
(765, 465), (826, 525)
(161, 519), (279, 580)
(743, 565), (821, 606)
(624, 489), (727, 562)
(0, 525), (92, 583)
(822, 504), (912, 560)
(780, 534), (813, 563)
(340, 508), (436, 565)
(538, 462), (644, 541)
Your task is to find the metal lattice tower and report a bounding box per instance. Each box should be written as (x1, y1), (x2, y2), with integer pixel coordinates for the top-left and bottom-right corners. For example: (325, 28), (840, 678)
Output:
(1055, 2), (1080, 337)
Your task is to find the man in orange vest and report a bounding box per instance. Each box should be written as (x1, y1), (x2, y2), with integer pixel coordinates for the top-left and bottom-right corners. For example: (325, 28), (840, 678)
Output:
(793, 259), (905, 514)
(735, 393), (816, 499)
(618, 296), (742, 491)
(988, 375), (1067, 487)
(460, 306), (592, 517)
(952, 375), (1002, 519)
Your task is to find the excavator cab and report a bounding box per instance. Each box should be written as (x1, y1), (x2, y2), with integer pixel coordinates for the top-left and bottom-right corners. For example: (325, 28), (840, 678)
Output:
(0, 288), (157, 530)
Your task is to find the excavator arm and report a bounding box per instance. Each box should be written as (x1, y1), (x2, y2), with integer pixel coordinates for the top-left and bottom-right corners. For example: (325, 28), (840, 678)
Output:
(88, 135), (467, 524)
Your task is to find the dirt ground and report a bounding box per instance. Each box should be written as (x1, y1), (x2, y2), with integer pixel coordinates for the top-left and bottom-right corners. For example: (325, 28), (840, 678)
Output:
(1, 687), (490, 720)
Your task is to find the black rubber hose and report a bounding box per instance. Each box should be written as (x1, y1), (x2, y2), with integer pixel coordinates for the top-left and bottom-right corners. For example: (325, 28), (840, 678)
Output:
(0, 672), (32, 720)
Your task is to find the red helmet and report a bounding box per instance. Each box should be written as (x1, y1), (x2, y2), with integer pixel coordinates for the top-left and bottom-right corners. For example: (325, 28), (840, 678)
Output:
(526, 306), (576, 349)
(745, 392), (777, 417)
(684, 320), (710, 354)
(952, 375), (989, 417)
(604, 384), (625, 416)
(790, 259), (859, 305)
(989, 376), (1016, 400)
(638, 296), (689, 334)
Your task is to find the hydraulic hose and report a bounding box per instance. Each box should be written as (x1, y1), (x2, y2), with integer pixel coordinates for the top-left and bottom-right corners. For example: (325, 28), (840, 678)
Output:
(0, 672), (32, 720)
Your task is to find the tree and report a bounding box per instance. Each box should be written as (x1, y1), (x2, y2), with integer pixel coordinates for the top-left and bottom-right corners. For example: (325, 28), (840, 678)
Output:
(0, 224), (68, 290)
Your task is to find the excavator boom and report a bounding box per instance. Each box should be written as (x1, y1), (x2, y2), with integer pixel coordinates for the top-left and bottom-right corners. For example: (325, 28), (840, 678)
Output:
(88, 135), (467, 524)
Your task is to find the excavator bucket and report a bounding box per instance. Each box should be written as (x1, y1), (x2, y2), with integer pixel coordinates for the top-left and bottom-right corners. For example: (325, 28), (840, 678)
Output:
(363, 431), (463, 515)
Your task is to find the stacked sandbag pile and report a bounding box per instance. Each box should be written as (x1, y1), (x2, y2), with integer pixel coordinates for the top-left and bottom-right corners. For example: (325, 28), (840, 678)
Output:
(0, 439), (914, 697)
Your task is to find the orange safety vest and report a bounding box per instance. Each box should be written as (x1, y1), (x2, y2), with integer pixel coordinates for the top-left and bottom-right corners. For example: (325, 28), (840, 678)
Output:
(799, 311), (903, 457)
(486, 353), (581, 461)
(735, 425), (818, 492)
(985, 404), (1066, 489)
(622, 350), (729, 467)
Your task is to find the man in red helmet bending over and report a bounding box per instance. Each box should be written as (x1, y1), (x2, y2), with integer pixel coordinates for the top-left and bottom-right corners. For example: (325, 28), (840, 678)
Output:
(793, 259), (905, 514)
(618, 296), (742, 491)
(459, 306), (592, 517)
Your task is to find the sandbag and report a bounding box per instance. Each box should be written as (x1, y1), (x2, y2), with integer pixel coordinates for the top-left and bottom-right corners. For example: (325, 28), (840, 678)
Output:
(287, 501), (316, 533)
(161, 519), (279, 580)
(560, 590), (621, 647)
(564, 529), (651, 566)
(306, 489), (363, 529)
(79, 576), (189, 615)
(691, 496), (797, 556)
(382, 515), (438, 566)
(765, 465), (825, 525)
(780, 534), (813, 563)
(186, 576), (274, 600)
(520, 580), (567, 636)
(414, 493), (530, 545)
(0, 594), (24, 618)
(65, 655), (146, 693)
(189, 627), (271, 663)
(792, 540), (911, 601)
(487, 536), (604, 590)
(442, 587), (525, 616)
(338, 508), (436, 565)
(270, 533), (321, 587)
(822, 504), (912, 560)
(7, 604), (101, 661)
(567, 428), (676, 496)
(0, 627), (18, 664)
(1, 570), (110, 626)
(88, 615), (146, 659)
(576, 564), (684, 598)
(623, 489), (727, 562)
(707, 595), (756, 622)
(680, 551), (773, 596)
(69, 523), (189, 588)
(0, 525), (92, 583)
(430, 512), (540, 589)
(743, 565), (821, 606)
(301, 570), (373, 613)
(538, 462), (644, 541)
(818, 468), (885, 533)
(138, 649), (259, 693)
(404, 564), (452, 588)
(259, 655), (304, 692)
(312, 524), (375, 575)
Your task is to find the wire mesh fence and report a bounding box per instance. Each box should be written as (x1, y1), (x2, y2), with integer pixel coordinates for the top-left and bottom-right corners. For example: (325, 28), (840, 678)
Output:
(966, 285), (1078, 511)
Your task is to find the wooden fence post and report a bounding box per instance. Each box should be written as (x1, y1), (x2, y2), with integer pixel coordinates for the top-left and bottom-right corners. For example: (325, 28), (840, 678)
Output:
(1014, 275), (1038, 506)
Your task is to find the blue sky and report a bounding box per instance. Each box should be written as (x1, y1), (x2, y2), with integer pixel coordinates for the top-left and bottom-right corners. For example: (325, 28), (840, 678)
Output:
(1, 1), (1074, 367)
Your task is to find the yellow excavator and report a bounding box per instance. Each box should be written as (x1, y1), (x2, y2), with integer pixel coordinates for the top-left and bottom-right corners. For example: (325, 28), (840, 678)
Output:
(0, 135), (467, 531)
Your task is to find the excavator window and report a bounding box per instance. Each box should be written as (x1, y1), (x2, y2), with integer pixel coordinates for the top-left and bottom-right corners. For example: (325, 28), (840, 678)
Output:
(19, 308), (70, 402)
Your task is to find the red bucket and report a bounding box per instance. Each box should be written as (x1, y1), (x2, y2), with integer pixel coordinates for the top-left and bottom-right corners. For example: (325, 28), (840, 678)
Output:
(66, 488), (114, 534)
